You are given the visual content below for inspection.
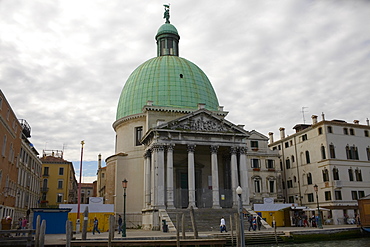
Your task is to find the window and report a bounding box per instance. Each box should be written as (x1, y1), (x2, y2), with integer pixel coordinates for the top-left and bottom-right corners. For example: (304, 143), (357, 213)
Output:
(57, 180), (63, 189)
(318, 127), (323, 135)
(346, 145), (359, 160)
(367, 147), (370, 161)
(307, 173), (313, 185)
(359, 191), (365, 199)
(285, 142), (289, 148)
(42, 179), (48, 189)
(307, 193), (314, 202)
(251, 159), (260, 169)
(350, 128), (355, 135)
(333, 167), (339, 180)
(2, 135), (7, 157)
(57, 193), (63, 203)
(269, 180), (275, 193)
(355, 169), (362, 181)
(287, 180), (293, 188)
(325, 191), (331, 201)
(285, 158), (291, 169)
(266, 159), (274, 169)
(328, 126), (333, 133)
(321, 145), (326, 159)
(288, 196), (294, 203)
(291, 155), (295, 162)
(322, 169), (329, 182)
(365, 130), (369, 137)
(43, 167), (49, 176)
(351, 191), (358, 200)
(251, 141), (258, 149)
(348, 168), (354, 181)
(305, 151), (311, 164)
(302, 134), (308, 141)
(329, 144), (336, 158)
(254, 177), (261, 193)
(335, 191), (342, 200)
(135, 126), (143, 146)
(59, 167), (64, 175)
(343, 128), (348, 135)
(278, 145), (281, 150)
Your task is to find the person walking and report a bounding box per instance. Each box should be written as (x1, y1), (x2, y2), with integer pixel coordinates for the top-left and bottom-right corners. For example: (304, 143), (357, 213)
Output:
(220, 216), (227, 233)
(248, 214), (254, 231)
(257, 215), (262, 230)
(252, 216), (257, 231)
(21, 217), (28, 235)
(117, 215), (123, 234)
(93, 217), (101, 234)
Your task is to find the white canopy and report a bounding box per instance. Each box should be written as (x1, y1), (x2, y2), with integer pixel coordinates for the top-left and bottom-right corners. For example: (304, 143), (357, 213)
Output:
(303, 207), (330, 211)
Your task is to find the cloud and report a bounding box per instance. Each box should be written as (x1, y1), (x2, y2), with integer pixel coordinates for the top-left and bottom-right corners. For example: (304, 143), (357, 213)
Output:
(1, 0), (369, 182)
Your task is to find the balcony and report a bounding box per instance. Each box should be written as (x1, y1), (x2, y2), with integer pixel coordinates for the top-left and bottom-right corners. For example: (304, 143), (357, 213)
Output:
(41, 187), (49, 192)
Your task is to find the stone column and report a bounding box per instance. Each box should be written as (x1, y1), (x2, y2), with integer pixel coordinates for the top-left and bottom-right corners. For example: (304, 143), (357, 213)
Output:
(150, 147), (157, 207)
(230, 146), (239, 207)
(166, 144), (175, 209)
(154, 144), (165, 208)
(187, 144), (197, 209)
(144, 150), (152, 209)
(211, 145), (221, 209)
(239, 147), (250, 207)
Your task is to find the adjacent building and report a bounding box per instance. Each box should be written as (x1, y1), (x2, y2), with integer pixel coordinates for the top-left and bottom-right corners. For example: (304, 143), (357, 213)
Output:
(103, 8), (281, 230)
(269, 114), (370, 224)
(40, 150), (78, 206)
(0, 90), (22, 220)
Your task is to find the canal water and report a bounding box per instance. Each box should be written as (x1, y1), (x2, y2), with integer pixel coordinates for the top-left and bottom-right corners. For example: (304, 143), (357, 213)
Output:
(253, 237), (370, 246)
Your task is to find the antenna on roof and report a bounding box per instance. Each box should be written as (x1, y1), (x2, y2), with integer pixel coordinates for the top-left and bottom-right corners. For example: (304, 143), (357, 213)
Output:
(301, 107), (308, 124)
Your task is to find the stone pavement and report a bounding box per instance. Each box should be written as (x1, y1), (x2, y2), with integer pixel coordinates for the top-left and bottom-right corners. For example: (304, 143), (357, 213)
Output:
(44, 224), (359, 246)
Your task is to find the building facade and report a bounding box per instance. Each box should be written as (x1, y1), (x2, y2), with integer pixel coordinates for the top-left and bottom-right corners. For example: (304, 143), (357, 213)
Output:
(0, 90), (22, 221)
(104, 8), (281, 230)
(15, 119), (42, 220)
(269, 114), (370, 224)
(40, 150), (78, 206)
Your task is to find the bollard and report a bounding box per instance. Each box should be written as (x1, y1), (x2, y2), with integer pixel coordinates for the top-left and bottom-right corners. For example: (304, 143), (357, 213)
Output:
(66, 220), (72, 247)
(82, 207), (89, 240)
(39, 219), (46, 247)
(35, 215), (41, 247)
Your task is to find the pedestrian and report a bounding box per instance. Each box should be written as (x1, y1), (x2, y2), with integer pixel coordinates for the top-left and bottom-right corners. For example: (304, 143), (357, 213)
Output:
(257, 215), (262, 230)
(118, 215), (123, 234)
(252, 216), (257, 231)
(220, 216), (227, 233)
(93, 217), (101, 234)
(21, 217), (28, 235)
(248, 214), (254, 231)
(311, 214), (316, 227)
(16, 218), (22, 236)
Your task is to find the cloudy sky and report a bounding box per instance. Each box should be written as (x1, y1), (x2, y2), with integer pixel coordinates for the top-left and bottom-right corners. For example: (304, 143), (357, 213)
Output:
(1, 0), (369, 182)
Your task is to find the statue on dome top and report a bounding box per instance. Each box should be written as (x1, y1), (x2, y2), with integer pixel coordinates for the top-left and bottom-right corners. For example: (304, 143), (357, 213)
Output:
(163, 4), (170, 23)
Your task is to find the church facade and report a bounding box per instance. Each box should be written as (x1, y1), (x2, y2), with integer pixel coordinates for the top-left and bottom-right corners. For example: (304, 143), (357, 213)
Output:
(103, 7), (281, 230)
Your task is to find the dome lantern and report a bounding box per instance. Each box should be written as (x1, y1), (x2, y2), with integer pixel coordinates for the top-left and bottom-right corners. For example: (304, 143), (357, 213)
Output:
(156, 5), (180, 56)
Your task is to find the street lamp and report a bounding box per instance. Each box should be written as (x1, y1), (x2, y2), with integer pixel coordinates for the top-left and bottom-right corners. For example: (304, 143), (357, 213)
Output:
(236, 186), (245, 247)
(122, 179), (128, 237)
(76, 140), (85, 233)
(313, 184), (323, 229)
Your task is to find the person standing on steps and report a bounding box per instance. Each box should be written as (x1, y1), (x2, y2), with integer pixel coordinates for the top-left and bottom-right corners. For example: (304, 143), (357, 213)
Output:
(257, 215), (262, 230)
(220, 216), (227, 233)
(117, 215), (123, 234)
(248, 214), (254, 231)
(93, 217), (101, 234)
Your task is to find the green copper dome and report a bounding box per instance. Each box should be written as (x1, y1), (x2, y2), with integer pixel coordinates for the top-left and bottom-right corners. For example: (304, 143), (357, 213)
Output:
(116, 56), (219, 119)
(116, 11), (219, 120)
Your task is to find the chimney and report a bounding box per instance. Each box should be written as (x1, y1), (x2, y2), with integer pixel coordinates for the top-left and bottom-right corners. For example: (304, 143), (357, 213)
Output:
(367, 118), (369, 126)
(279, 127), (285, 139)
(218, 106), (224, 111)
(146, 100), (153, 106)
(321, 112), (325, 121)
(98, 153), (102, 169)
(198, 103), (206, 109)
(353, 120), (359, 125)
(311, 115), (318, 124)
(268, 132), (274, 143)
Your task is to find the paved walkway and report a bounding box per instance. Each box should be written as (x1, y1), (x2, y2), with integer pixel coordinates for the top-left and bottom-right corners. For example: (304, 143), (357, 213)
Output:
(44, 225), (359, 245)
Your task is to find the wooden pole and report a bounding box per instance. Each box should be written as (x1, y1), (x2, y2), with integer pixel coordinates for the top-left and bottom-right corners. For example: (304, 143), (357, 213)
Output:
(66, 220), (72, 247)
(39, 219), (46, 247)
(82, 206), (89, 240)
(182, 213), (185, 239)
(189, 206), (198, 239)
(108, 215), (114, 247)
(234, 213), (239, 247)
(230, 215), (234, 247)
(35, 215), (41, 247)
(176, 214), (180, 247)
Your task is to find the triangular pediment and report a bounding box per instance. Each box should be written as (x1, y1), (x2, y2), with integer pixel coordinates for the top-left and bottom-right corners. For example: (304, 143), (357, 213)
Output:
(157, 109), (250, 135)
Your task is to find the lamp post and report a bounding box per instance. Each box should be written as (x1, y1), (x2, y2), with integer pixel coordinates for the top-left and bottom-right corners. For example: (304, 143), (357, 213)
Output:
(236, 186), (245, 247)
(313, 184), (323, 229)
(122, 179), (128, 237)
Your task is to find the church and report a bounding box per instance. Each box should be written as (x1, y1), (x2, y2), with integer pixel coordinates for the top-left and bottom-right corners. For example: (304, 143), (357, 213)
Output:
(101, 6), (281, 230)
